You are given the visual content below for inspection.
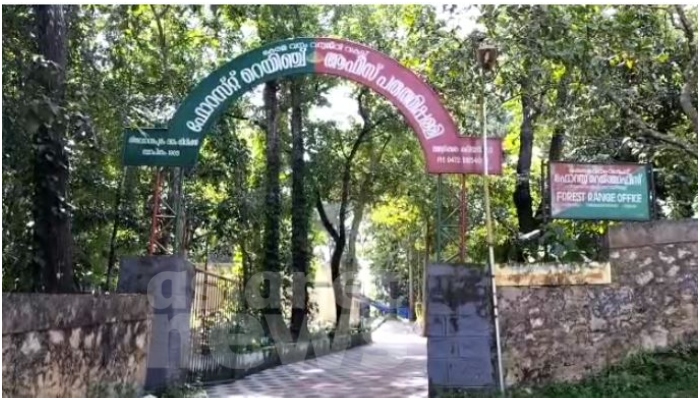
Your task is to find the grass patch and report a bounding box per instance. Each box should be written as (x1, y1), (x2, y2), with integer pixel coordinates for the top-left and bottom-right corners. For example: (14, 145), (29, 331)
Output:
(442, 343), (697, 398)
(153, 382), (207, 398)
(517, 344), (697, 398)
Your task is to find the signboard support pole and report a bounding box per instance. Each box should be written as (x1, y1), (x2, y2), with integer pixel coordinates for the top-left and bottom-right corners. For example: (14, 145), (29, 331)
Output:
(480, 67), (505, 395)
(422, 218), (430, 337)
(173, 167), (185, 255)
(435, 175), (443, 263)
(648, 164), (656, 220)
(408, 242), (414, 321)
(541, 159), (550, 261)
(459, 174), (467, 263)
(147, 168), (182, 255)
(434, 175), (468, 264)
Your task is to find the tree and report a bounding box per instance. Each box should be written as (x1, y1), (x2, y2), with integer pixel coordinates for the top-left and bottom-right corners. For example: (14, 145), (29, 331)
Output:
(289, 77), (311, 339)
(479, 5), (698, 261)
(313, 88), (390, 330)
(3, 3), (696, 333)
(3, 5), (38, 291)
(31, 5), (75, 292)
(261, 79), (286, 337)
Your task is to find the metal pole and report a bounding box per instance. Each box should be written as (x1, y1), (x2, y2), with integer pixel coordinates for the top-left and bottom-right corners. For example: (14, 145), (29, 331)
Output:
(173, 167), (185, 255)
(202, 237), (210, 317)
(481, 67), (505, 394)
(436, 175), (443, 263)
(648, 163), (656, 220)
(541, 159), (550, 261)
(422, 218), (430, 337)
(408, 241), (414, 321)
(460, 174), (467, 263)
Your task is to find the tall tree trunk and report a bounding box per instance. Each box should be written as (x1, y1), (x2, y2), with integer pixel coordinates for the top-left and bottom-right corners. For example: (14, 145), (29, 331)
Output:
(330, 232), (347, 331)
(343, 204), (363, 326)
(105, 168), (127, 291)
(342, 135), (391, 326)
(240, 191), (250, 312)
(344, 136), (391, 275)
(343, 188), (369, 317)
(315, 168), (353, 333)
(315, 189), (349, 332)
(316, 194), (345, 328)
(513, 82), (539, 243)
(516, 70), (575, 261)
(290, 78), (310, 340)
(31, 5), (75, 293)
(262, 80), (284, 338)
(344, 206), (363, 283)
(315, 90), (380, 332)
(548, 70), (572, 163)
(535, 69), (572, 224)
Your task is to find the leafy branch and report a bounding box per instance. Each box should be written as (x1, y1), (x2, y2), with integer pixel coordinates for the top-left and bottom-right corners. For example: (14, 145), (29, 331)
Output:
(604, 89), (698, 157)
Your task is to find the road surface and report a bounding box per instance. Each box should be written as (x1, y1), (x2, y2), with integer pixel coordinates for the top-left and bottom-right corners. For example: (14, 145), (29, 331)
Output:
(206, 320), (427, 398)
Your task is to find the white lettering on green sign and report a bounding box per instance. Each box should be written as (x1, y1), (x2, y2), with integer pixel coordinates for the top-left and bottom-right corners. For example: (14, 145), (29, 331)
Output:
(553, 172), (644, 186)
(126, 135), (199, 158)
(186, 45), (309, 133)
(555, 191), (644, 204)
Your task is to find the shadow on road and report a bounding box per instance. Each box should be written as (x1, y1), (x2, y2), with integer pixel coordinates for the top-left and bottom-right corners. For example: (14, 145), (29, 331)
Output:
(207, 320), (427, 398)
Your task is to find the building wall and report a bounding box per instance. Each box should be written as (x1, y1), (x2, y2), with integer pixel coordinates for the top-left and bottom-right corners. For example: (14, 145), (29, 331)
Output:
(2, 294), (152, 397)
(310, 246), (361, 327)
(498, 219), (698, 386)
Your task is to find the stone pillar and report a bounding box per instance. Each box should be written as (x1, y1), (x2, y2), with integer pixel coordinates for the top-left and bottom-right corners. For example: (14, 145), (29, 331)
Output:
(426, 263), (497, 396)
(117, 256), (195, 391)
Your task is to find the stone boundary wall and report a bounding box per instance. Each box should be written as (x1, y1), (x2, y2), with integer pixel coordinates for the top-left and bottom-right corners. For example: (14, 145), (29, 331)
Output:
(498, 219), (698, 386)
(2, 293), (153, 397)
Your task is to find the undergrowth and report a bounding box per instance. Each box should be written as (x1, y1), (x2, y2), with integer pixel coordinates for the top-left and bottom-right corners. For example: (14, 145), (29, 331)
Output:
(443, 343), (698, 398)
(516, 344), (697, 398)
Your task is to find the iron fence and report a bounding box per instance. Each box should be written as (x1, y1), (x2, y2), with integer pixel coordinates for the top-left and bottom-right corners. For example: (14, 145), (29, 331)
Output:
(184, 267), (369, 383)
(186, 267), (251, 383)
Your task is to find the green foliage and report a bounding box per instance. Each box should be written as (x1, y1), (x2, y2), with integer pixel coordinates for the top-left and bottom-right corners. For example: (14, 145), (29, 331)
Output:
(516, 346), (698, 398)
(2, 4), (696, 326)
(519, 344), (698, 398)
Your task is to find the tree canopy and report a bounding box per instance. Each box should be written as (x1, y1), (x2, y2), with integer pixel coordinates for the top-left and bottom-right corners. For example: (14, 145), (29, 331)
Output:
(3, 5), (697, 328)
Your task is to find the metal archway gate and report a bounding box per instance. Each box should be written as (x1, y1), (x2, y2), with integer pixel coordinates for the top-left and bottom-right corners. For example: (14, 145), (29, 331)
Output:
(120, 37), (504, 390)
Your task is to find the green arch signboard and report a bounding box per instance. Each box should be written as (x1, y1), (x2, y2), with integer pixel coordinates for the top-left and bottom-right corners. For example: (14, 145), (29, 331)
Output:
(123, 37), (502, 175)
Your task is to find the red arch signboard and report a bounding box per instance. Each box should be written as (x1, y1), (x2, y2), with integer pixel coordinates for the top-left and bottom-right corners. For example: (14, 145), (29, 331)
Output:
(122, 37), (502, 175)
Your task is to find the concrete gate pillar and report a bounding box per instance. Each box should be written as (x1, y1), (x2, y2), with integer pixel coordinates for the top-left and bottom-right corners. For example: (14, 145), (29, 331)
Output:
(117, 256), (195, 391)
(426, 263), (498, 396)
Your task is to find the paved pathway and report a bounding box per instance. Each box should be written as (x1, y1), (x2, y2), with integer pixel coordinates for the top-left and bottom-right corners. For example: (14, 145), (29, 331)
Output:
(206, 320), (427, 398)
